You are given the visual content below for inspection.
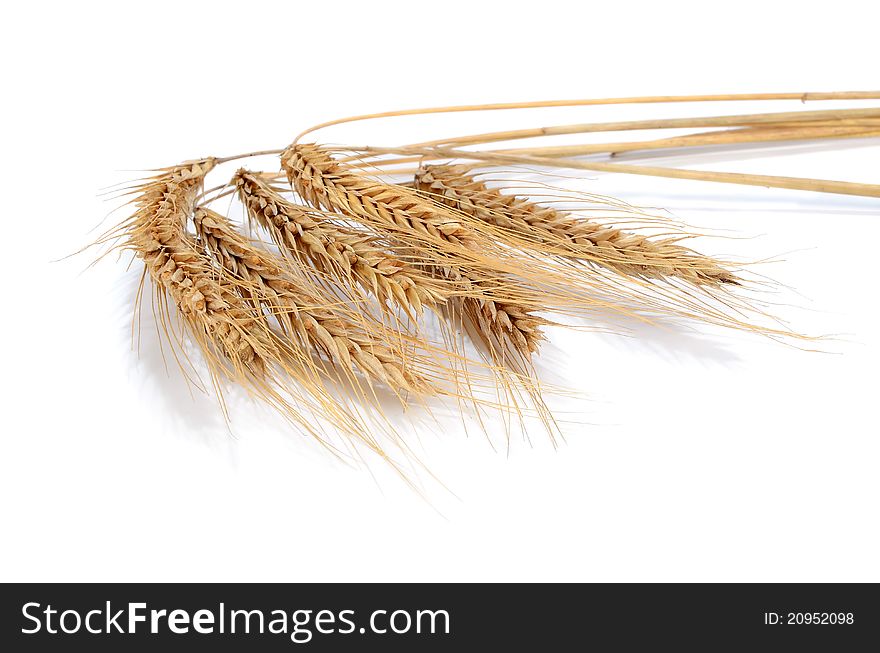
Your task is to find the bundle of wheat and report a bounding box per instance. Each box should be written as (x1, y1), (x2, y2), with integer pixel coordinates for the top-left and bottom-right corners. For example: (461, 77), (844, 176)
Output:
(99, 90), (879, 469)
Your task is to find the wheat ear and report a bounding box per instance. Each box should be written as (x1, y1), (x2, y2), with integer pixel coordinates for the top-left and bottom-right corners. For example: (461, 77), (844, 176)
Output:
(192, 207), (432, 396)
(281, 143), (550, 360)
(125, 159), (281, 374)
(416, 164), (738, 286)
(120, 160), (382, 447)
(123, 162), (382, 449)
(232, 169), (447, 315)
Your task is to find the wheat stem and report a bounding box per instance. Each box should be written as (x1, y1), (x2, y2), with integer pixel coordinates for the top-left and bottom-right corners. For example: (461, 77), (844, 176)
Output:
(295, 91), (880, 141)
(348, 123), (880, 170)
(410, 108), (880, 148)
(502, 125), (880, 158)
(354, 144), (880, 198)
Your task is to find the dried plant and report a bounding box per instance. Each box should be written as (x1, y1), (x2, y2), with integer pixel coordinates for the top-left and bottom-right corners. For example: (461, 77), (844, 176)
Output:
(125, 159), (270, 374)
(282, 143), (565, 440)
(282, 143), (553, 360)
(112, 160), (474, 466)
(282, 143), (483, 251)
(193, 206), (445, 397)
(115, 159), (368, 446)
(415, 164), (738, 286)
(96, 90), (880, 476)
(283, 144), (778, 341)
(233, 170), (448, 315)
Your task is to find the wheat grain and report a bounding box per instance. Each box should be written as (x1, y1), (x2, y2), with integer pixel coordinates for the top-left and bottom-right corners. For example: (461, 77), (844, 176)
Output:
(125, 159), (281, 372)
(415, 164), (738, 287)
(283, 143), (479, 250)
(233, 169), (446, 315)
(282, 144), (549, 359)
(193, 207), (431, 395)
(122, 160), (417, 455)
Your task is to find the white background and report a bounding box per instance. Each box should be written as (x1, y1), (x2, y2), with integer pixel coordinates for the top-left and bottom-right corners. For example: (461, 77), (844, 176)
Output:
(2, 0), (878, 582)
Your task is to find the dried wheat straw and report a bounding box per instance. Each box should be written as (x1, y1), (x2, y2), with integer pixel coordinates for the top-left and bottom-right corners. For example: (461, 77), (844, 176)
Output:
(101, 90), (871, 467)
(358, 142), (880, 199)
(294, 91), (880, 142)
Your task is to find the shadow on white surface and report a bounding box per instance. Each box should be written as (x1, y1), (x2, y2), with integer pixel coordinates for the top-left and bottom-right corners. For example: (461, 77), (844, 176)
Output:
(610, 134), (880, 168)
(111, 268), (233, 447)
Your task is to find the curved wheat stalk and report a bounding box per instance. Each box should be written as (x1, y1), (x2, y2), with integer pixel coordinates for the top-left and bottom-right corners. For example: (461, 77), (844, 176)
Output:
(88, 88), (872, 483)
(294, 91), (880, 141)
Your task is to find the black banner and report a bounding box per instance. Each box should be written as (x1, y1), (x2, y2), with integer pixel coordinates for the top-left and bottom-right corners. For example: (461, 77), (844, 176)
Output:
(1, 583), (876, 650)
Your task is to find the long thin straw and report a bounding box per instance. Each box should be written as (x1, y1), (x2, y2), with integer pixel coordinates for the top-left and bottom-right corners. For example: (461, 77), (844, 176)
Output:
(347, 124), (880, 169)
(350, 144), (880, 198)
(410, 108), (880, 148)
(295, 91), (880, 142)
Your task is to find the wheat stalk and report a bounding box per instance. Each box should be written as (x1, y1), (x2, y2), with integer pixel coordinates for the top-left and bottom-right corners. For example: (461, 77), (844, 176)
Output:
(347, 122), (880, 171)
(409, 107), (880, 149)
(294, 90), (880, 142)
(97, 90), (876, 472)
(415, 164), (738, 287)
(355, 140), (880, 199)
